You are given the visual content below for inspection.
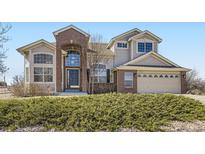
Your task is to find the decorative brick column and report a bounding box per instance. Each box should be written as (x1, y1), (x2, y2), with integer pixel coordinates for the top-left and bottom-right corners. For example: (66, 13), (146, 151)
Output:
(56, 43), (62, 92)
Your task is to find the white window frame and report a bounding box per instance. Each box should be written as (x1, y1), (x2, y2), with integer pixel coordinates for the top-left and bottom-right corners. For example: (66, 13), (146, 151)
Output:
(124, 72), (133, 88)
(34, 67), (54, 83)
(91, 64), (107, 83)
(136, 39), (154, 53)
(116, 41), (128, 49)
(33, 53), (53, 64)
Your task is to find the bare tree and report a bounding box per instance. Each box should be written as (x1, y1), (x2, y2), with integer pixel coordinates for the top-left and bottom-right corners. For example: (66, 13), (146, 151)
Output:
(186, 69), (205, 94)
(87, 34), (112, 94)
(0, 23), (11, 79)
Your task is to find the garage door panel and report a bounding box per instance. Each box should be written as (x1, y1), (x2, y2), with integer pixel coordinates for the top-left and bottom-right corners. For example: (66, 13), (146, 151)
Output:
(137, 73), (181, 94)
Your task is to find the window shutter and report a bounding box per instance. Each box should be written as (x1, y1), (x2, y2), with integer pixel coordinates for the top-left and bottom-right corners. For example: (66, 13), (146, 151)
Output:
(107, 69), (110, 83)
(87, 69), (90, 82)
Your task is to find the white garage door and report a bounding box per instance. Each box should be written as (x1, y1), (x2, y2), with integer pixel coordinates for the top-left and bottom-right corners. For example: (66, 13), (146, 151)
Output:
(137, 73), (181, 94)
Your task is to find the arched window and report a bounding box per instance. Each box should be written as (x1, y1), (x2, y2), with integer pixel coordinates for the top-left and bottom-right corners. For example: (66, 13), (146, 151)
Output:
(65, 51), (80, 67)
(34, 54), (53, 64)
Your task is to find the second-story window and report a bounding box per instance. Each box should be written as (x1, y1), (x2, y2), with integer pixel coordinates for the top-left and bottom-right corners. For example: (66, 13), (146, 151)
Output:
(138, 42), (153, 53)
(146, 43), (152, 52)
(34, 54), (53, 64)
(117, 42), (128, 48)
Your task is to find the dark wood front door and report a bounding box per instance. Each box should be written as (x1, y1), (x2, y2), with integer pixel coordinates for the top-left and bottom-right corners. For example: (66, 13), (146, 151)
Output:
(67, 69), (80, 89)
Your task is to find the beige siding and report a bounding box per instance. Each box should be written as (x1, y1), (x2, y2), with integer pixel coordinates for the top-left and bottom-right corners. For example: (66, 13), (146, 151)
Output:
(27, 44), (56, 92)
(131, 56), (172, 66)
(112, 33), (159, 66)
(132, 38), (158, 59)
(113, 41), (131, 67)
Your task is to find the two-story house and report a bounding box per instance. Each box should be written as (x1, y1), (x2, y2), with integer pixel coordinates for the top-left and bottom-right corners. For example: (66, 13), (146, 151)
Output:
(17, 25), (190, 94)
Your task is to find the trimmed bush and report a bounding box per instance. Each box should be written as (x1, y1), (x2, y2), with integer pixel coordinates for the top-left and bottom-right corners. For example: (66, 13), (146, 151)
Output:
(0, 93), (205, 131)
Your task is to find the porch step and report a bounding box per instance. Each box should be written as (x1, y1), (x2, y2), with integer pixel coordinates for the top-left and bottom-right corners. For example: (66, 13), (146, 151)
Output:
(64, 89), (80, 92)
(57, 91), (88, 96)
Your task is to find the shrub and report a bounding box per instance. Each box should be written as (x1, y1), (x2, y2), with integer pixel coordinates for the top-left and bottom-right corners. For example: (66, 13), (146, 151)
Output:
(10, 75), (51, 97)
(10, 75), (25, 97)
(0, 93), (205, 132)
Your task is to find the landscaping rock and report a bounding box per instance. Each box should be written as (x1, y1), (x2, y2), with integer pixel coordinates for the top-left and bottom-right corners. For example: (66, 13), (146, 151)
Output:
(118, 128), (140, 132)
(161, 121), (205, 132)
(16, 125), (45, 132)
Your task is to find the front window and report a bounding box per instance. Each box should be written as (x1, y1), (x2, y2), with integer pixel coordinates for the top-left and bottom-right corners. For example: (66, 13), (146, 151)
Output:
(34, 54), (53, 64)
(124, 72), (133, 88)
(138, 42), (153, 53)
(34, 67), (53, 82)
(91, 64), (107, 83)
(117, 42), (128, 48)
(65, 51), (80, 67)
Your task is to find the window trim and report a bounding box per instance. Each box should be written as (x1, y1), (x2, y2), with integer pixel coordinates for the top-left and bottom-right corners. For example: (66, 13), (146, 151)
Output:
(124, 72), (133, 88)
(65, 51), (81, 67)
(34, 67), (54, 83)
(91, 64), (107, 83)
(33, 53), (53, 64)
(116, 41), (128, 49)
(137, 41), (153, 53)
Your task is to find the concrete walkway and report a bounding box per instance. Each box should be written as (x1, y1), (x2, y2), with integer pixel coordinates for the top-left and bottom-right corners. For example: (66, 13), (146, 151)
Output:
(182, 94), (205, 104)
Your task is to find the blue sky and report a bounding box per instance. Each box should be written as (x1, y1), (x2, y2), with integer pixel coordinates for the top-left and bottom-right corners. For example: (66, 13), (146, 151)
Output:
(2, 22), (205, 83)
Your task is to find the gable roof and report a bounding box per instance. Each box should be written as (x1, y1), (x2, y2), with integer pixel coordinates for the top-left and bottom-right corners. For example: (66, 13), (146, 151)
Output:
(128, 30), (162, 42)
(107, 28), (142, 49)
(124, 51), (181, 68)
(114, 65), (191, 72)
(53, 25), (90, 37)
(88, 43), (114, 56)
(17, 39), (56, 54)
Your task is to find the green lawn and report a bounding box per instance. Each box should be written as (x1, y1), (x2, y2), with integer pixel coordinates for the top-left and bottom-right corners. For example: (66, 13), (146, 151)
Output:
(0, 93), (205, 131)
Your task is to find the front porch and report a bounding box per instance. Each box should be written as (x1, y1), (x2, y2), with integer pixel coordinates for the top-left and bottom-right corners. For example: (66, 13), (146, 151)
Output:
(57, 89), (88, 96)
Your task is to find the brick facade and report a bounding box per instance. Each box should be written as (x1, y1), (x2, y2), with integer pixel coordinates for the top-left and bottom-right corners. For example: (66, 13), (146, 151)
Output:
(91, 83), (116, 94)
(181, 71), (187, 94)
(54, 28), (89, 92)
(115, 70), (138, 93)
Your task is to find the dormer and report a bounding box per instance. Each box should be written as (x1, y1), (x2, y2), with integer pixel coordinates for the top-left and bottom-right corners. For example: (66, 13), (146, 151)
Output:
(107, 28), (162, 66)
(128, 30), (162, 59)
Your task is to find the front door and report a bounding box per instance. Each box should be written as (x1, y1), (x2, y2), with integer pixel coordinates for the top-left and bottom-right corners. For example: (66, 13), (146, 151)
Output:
(67, 69), (80, 88)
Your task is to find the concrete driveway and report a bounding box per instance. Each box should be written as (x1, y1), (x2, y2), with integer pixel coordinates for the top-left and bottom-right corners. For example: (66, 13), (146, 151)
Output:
(182, 94), (205, 104)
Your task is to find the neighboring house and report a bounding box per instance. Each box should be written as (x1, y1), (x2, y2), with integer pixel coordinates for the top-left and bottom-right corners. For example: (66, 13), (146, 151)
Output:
(17, 25), (190, 94)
